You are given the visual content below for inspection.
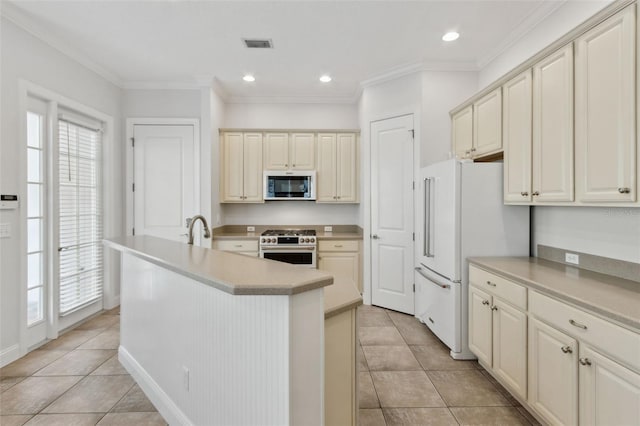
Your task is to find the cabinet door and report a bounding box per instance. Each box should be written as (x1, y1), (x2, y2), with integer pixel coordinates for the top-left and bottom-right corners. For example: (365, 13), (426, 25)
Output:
(528, 318), (578, 426)
(263, 133), (289, 170)
(468, 286), (493, 366)
(317, 133), (337, 202)
(336, 133), (358, 202)
(473, 88), (502, 156)
(452, 105), (473, 159)
(291, 133), (315, 170)
(492, 299), (527, 399)
(318, 252), (360, 292)
(221, 132), (245, 202)
(242, 133), (263, 202)
(579, 346), (640, 426)
(532, 44), (574, 202)
(575, 6), (636, 202)
(503, 70), (533, 204)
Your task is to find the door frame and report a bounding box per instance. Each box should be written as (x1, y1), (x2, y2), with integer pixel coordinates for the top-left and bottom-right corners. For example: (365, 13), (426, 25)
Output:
(364, 107), (421, 306)
(16, 80), (116, 359)
(125, 118), (201, 238)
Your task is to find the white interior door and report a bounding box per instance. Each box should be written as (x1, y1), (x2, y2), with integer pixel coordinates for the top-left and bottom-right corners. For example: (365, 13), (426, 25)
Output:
(133, 124), (197, 242)
(371, 115), (415, 314)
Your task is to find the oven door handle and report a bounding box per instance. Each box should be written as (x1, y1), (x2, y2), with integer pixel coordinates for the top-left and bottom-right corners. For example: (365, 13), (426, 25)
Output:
(260, 246), (316, 251)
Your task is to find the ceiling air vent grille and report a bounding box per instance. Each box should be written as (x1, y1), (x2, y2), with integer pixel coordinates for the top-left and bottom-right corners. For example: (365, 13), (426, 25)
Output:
(243, 39), (273, 49)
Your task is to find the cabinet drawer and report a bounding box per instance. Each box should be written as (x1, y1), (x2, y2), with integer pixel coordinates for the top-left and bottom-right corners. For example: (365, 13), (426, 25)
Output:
(214, 240), (259, 252)
(530, 291), (640, 372)
(469, 265), (527, 309)
(318, 240), (359, 252)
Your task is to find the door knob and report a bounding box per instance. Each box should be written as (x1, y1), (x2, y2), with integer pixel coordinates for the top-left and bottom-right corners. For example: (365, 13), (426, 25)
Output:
(371, 234), (380, 239)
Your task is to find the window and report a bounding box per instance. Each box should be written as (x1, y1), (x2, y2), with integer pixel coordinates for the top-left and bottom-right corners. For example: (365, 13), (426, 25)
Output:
(26, 111), (45, 326)
(58, 117), (103, 315)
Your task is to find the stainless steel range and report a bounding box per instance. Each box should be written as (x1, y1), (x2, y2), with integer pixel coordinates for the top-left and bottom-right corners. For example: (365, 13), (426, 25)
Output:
(259, 229), (317, 268)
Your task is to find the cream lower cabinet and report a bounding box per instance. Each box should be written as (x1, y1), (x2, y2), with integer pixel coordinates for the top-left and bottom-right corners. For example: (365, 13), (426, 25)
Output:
(468, 266), (527, 399)
(318, 240), (361, 293)
(579, 345), (640, 426)
(325, 307), (357, 426)
(317, 133), (358, 203)
(528, 317), (578, 426)
(212, 239), (259, 257)
(221, 132), (263, 202)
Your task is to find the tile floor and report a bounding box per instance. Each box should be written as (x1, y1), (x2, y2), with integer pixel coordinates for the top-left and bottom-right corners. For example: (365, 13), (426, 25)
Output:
(1, 305), (542, 426)
(0, 307), (167, 426)
(357, 305), (541, 426)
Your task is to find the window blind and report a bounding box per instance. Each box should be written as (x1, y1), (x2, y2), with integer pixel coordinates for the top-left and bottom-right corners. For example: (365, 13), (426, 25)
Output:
(58, 118), (103, 315)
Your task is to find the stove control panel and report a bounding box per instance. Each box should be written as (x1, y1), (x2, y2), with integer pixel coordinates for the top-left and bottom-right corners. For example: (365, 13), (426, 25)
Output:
(260, 236), (316, 246)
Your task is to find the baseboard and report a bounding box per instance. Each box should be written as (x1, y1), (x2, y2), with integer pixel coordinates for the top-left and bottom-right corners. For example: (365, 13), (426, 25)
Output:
(0, 344), (22, 368)
(104, 295), (120, 310)
(450, 349), (477, 360)
(118, 346), (192, 426)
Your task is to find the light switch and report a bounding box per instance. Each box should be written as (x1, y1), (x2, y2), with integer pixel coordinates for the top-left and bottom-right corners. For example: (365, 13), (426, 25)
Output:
(0, 223), (10, 238)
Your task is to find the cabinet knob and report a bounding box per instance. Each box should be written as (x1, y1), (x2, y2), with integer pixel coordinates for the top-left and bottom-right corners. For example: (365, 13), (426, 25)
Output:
(561, 346), (573, 354)
(579, 357), (592, 366)
(618, 187), (631, 194)
(482, 300), (490, 306)
(470, 148), (476, 152)
(292, 164), (296, 167)
(520, 191), (529, 196)
(532, 191), (540, 196)
(486, 280), (497, 287)
(284, 164), (288, 167)
(491, 306), (498, 311)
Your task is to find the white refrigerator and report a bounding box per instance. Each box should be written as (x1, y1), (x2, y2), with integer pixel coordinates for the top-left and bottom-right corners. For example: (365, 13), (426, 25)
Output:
(415, 159), (529, 359)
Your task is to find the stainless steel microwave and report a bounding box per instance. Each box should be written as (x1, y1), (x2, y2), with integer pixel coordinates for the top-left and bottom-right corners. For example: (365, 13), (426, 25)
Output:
(263, 171), (316, 200)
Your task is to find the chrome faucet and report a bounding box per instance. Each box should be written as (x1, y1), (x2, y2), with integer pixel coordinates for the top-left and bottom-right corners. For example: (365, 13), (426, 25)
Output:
(187, 215), (211, 245)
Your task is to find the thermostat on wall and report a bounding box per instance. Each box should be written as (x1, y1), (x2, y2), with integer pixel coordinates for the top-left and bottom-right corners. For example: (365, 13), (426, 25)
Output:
(0, 195), (19, 210)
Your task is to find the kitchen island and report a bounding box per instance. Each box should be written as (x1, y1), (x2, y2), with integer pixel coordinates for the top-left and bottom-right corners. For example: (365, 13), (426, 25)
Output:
(105, 236), (339, 426)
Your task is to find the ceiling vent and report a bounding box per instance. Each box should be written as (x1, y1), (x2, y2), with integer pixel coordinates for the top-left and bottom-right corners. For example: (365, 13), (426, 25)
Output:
(243, 39), (273, 49)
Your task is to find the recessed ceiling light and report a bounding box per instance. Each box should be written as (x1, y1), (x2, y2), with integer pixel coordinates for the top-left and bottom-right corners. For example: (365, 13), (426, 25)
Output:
(319, 75), (332, 83)
(243, 74), (255, 82)
(442, 31), (460, 42)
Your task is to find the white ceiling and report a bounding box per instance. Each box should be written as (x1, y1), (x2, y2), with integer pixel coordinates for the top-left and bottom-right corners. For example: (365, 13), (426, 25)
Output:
(3, 0), (566, 102)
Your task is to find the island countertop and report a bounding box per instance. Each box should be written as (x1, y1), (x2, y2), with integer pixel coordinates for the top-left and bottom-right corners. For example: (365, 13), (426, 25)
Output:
(105, 235), (333, 296)
(468, 257), (640, 330)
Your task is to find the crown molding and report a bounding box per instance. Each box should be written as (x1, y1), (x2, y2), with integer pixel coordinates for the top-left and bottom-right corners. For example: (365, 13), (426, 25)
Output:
(1, 1), (123, 88)
(477, 0), (567, 69)
(359, 62), (424, 89)
(120, 80), (205, 90)
(225, 95), (358, 105)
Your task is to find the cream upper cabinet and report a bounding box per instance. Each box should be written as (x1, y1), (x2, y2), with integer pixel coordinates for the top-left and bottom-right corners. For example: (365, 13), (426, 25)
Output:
(473, 88), (502, 157)
(503, 70), (533, 204)
(221, 132), (263, 203)
(290, 133), (315, 170)
(264, 132), (315, 170)
(575, 6), (637, 203)
(532, 44), (574, 203)
(452, 105), (473, 159)
(263, 133), (289, 170)
(528, 317), (578, 426)
(317, 133), (358, 203)
(579, 345), (640, 426)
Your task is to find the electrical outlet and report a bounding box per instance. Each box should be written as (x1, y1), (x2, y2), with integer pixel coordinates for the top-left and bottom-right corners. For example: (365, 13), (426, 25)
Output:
(182, 366), (190, 391)
(247, 226), (255, 232)
(565, 253), (580, 265)
(324, 226), (333, 232)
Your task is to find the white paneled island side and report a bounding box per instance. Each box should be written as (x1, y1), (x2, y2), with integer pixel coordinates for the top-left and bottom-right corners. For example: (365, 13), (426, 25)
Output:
(104, 236), (338, 426)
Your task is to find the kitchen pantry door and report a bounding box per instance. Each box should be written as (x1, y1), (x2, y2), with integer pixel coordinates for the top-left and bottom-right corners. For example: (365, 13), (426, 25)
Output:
(370, 115), (415, 314)
(133, 124), (198, 242)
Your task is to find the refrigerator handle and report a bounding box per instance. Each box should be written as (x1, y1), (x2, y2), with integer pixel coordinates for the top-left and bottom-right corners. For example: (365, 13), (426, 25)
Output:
(424, 177), (434, 257)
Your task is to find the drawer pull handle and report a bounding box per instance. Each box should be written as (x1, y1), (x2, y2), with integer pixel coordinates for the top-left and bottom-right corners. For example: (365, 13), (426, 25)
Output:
(569, 319), (587, 330)
(234, 245), (243, 248)
(532, 191), (540, 196)
(520, 191), (529, 196)
(579, 357), (592, 366)
(561, 346), (573, 354)
(618, 187), (631, 194)
(482, 300), (490, 306)
(491, 306), (498, 311)
(486, 280), (497, 287)
(334, 245), (343, 248)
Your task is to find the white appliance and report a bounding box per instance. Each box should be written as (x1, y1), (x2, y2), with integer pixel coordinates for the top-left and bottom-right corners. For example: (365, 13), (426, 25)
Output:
(415, 159), (529, 359)
(263, 171), (316, 200)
